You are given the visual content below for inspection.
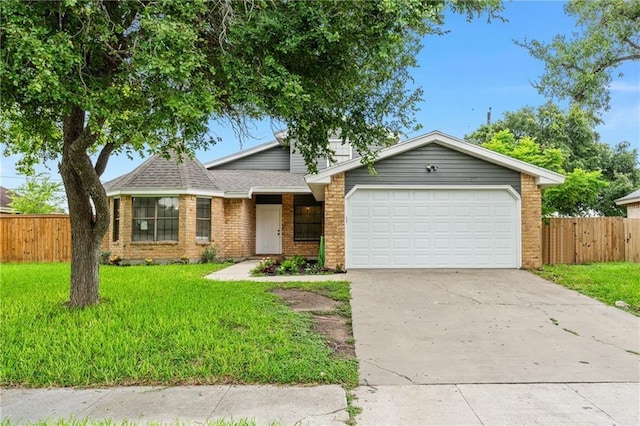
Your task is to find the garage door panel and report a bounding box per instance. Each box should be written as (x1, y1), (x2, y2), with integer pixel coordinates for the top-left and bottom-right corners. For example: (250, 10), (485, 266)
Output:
(346, 188), (519, 269)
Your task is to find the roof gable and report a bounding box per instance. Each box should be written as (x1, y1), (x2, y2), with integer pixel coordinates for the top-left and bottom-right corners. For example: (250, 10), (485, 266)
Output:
(306, 131), (566, 189)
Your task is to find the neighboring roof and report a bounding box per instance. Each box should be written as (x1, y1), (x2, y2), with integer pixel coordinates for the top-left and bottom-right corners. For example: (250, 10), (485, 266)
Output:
(0, 186), (14, 207)
(0, 186), (16, 213)
(615, 188), (640, 206)
(104, 152), (223, 197)
(203, 139), (282, 169)
(305, 130), (566, 200)
(209, 170), (310, 197)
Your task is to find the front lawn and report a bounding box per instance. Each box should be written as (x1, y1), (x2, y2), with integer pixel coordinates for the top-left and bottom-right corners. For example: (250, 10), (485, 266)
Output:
(535, 262), (640, 314)
(0, 263), (357, 388)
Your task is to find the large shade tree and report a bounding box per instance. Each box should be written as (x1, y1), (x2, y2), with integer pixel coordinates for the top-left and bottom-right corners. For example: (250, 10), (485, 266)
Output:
(466, 103), (639, 216)
(518, 0), (640, 113)
(1, 0), (502, 307)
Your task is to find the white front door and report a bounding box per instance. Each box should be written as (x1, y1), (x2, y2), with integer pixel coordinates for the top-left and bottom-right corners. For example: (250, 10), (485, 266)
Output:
(256, 204), (282, 254)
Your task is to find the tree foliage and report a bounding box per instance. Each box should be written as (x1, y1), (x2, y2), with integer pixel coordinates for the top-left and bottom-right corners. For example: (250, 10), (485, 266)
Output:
(467, 103), (639, 216)
(0, 0), (501, 307)
(479, 130), (609, 217)
(8, 174), (65, 214)
(518, 0), (640, 113)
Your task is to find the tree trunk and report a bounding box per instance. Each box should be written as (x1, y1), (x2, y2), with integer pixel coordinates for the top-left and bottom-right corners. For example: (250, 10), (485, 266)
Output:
(60, 107), (111, 308)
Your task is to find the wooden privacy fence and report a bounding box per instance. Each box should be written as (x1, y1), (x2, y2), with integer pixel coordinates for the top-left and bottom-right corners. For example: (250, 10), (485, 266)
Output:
(542, 217), (640, 264)
(0, 214), (71, 263)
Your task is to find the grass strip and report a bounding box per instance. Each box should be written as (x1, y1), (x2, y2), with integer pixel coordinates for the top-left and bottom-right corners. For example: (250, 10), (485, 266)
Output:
(535, 262), (640, 314)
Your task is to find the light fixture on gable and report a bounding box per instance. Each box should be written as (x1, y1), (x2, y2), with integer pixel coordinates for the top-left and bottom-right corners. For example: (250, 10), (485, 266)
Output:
(426, 163), (438, 173)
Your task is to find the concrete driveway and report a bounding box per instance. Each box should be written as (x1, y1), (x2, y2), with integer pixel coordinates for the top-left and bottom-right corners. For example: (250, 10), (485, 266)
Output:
(350, 269), (639, 385)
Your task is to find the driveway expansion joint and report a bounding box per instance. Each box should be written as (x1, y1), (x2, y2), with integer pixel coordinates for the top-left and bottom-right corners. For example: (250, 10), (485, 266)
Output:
(565, 383), (618, 423)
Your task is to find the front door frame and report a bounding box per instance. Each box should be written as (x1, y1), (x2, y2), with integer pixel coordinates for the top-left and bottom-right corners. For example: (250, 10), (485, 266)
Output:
(256, 204), (282, 254)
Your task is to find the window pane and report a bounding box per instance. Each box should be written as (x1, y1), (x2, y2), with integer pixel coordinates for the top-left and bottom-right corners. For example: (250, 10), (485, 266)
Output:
(132, 219), (155, 241)
(294, 204), (323, 241)
(112, 199), (120, 242)
(196, 198), (211, 241)
(132, 197), (179, 241)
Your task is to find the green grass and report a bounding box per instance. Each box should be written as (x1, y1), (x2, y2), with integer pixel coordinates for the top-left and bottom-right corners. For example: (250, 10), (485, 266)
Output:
(536, 262), (640, 314)
(0, 263), (357, 388)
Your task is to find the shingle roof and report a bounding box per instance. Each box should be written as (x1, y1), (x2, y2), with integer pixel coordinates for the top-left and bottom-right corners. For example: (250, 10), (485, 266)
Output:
(0, 186), (14, 208)
(615, 188), (640, 205)
(103, 152), (220, 192)
(209, 170), (308, 193)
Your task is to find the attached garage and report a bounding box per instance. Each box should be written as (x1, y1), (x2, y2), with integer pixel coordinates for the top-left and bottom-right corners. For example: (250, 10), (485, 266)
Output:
(346, 187), (520, 268)
(305, 131), (566, 270)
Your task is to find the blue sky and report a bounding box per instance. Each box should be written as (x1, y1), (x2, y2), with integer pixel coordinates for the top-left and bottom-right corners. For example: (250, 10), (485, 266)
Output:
(1, 0), (638, 193)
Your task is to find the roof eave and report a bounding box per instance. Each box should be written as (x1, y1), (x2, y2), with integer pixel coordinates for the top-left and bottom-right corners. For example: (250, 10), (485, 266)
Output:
(106, 188), (225, 197)
(615, 196), (640, 206)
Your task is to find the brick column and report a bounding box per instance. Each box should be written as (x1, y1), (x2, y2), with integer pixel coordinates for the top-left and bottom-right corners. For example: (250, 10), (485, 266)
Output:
(211, 197), (226, 257)
(324, 173), (345, 269)
(521, 173), (542, 268)
(180, 194), (199, 258)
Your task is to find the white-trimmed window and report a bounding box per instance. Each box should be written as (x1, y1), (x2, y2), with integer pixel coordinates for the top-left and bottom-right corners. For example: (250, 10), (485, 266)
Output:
(196, 198), (211, 241)
(327, 140), (352, 166)
(132, 197), (179, 241)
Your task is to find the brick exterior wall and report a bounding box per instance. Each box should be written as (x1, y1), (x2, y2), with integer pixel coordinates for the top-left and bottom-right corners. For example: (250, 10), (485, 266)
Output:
(281, 194), (321, 257)
(103, 192), (327, 263)
(625, 202), (640, 219)
(103, 194), (216, 263)
(324, 173), (346, 269)
(221, 198), (255, 259)
(520, 173), (542, 268)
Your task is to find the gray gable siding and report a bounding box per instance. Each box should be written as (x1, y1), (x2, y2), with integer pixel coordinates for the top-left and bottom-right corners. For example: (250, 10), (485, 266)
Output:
(345, 143), (522, 194)
(290, 151), (326, 174)
(212, 146), (290, 170)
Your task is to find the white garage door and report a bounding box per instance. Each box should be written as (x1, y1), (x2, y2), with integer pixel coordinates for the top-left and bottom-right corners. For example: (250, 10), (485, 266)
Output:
(346, 187), (519, 268)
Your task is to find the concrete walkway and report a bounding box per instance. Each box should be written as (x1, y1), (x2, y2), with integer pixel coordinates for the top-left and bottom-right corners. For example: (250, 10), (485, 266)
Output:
(3, 383), (638, 425)
(1, 385), (348, 425)
(355, 383), (640, 425)
(205, 260), (348, 282)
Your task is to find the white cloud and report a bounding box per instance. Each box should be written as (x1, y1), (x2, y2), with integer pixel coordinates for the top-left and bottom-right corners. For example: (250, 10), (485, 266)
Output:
(609, 81), (640, 93)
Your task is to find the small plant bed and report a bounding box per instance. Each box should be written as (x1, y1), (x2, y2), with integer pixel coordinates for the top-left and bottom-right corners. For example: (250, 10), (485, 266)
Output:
(535, 262), (640, 315)
(251, 255), (345, 276)
(1, 263), (357, 388)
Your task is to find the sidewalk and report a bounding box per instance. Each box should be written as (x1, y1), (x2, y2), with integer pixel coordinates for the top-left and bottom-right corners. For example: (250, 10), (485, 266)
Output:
(1, 385), (348, 425)
(3, 383), (638, 425)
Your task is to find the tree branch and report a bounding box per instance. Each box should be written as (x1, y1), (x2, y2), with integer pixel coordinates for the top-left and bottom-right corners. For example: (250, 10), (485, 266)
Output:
(94, 143), (115, 177)
(593, 54), (640, 74)
(624, 37), (640, 51)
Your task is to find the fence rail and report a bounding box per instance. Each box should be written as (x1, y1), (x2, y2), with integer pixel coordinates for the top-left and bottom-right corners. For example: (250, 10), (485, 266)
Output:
(542, 217), (640, 265)
(0, 214), (71, 263)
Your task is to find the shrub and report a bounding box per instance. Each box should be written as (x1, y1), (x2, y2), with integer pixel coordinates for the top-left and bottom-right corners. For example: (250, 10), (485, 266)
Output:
(277, 255), (306, 275)
(201, 243), (217, 263)
(100, 251), (111, 265)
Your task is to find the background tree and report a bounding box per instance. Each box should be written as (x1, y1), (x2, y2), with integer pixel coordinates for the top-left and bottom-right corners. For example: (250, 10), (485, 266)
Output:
(1, 0), (502, 307)
(517, 0), (640, 113)
(467, 104), (639, 216)
(8, 174), (66, 214)
(478, 130), (609, 217)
